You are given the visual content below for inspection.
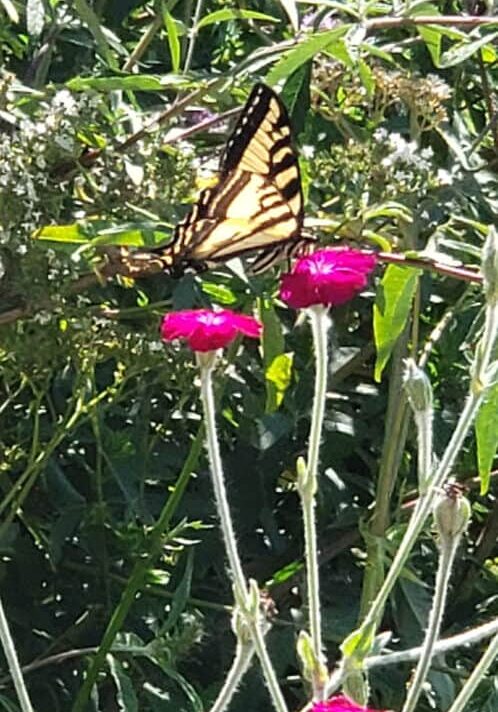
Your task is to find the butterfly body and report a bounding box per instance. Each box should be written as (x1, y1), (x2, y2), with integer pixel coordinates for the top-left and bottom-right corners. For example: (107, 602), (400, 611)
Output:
(111, 84), (310, 278)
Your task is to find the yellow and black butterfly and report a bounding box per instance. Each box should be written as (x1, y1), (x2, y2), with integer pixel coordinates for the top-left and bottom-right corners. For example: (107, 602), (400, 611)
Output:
(110, 84), (311, 278)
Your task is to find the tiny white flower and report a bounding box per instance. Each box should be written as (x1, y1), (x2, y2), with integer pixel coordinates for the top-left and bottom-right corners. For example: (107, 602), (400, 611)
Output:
(53, 89), (77, 114)
(301, 144), (315, 159)
(436, 168), (453, 186)
(373, 127), (388, 142)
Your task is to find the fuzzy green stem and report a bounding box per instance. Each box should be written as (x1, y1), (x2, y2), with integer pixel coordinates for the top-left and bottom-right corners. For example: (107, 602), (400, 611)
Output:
(209, 641), (255, 712)
(366, 617), (498, 669)
(359, 389), (482, 637)
(354, 289), (498, 645)
(446, 631), (498, 712)
(0, 596), (34, 712)
(199, 361), (289, 712)
(199, 361), (247, 598)
(414, 407), (433, 492)
(302, 305), (329, 672)
(401, 535), (460, 712)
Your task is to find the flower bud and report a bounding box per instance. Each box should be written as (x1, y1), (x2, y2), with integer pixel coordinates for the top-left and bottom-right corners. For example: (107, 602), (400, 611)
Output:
(481, 226), (498, 304)
(403, 358), (433, 413)
(433, 481), (471, 541)
(297, 630), (328, 689)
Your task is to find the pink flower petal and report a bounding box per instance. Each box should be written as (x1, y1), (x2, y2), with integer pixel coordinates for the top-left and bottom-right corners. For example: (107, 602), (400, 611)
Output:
(280, 249), (377, 309)
(311, 694), (387, 712)
(161, 309), (261, 353)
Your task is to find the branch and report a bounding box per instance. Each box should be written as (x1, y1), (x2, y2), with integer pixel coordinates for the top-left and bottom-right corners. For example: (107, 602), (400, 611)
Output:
(377, 251), (483, 284)
(365, 14), (498, 30)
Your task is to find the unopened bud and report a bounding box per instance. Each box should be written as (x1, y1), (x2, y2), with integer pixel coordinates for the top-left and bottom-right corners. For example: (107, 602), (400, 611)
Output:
(481, 226), (498, 304)
(433, 481), (471, 541)
(296, 631), (328, 690)
(404, 359), (433, 413)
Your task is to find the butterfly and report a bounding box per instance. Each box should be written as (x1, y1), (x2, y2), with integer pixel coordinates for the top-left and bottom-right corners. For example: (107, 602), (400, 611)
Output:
(108, 83), (311, 279)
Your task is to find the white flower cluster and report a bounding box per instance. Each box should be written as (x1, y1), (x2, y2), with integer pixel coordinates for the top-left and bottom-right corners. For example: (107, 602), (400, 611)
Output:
(381, 133), (433, 171)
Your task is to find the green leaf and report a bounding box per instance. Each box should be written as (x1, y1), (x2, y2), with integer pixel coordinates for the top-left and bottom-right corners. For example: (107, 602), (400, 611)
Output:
(162, 5), (181, 73)
(67, 74), (187, 92)
(439, 32), (498, 68)
(358, 58), (374, 98)
(277, 0), (299, 32)
(260, 297), (286, 413)
(107, 656), (138, 712)
(201, 281), (237, 305)
(0, 0), (19, 23)
(196, 9), (278, 29)
(341, 621), (376, 660)
(73, 0), (119, 70)
(34, 224), (89, 244)
(266, 25), (351, 85)
(161, 551), (193, 633)
(418, 25), (442, 66)
(476, 381), (498, 495)
(373, 265), (421, 382)
(266, 353), (294, 411)
(26, 0), (44, 37)
(282, 61), (311, 136)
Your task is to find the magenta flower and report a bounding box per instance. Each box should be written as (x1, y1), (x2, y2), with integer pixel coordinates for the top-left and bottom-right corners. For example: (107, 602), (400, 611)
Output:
(280, 249), (377, 309)
(312, 694), (387, 712)
(160, 309), (262, 352)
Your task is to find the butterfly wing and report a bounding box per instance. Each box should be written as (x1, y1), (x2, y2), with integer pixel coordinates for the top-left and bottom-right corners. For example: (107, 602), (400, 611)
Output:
(166, 84), (304, 268)
(114, 84), (305, 277)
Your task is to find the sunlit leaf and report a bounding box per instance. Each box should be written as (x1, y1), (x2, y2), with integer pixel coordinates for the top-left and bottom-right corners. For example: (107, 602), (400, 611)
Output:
(476, 381), (498, 495)
(277, 0), (299, 32)
(196, 9), (278, 29)
(266, 26), (351, 84)
(67, 74), (188, 92)
(0, 0), (18, 23)
(439, 32), (498, 68)
(162, 6), (181, 73)
(266, 353), (294, 411)
(374, 265), (421, 382)
(418, 25), (442, 66)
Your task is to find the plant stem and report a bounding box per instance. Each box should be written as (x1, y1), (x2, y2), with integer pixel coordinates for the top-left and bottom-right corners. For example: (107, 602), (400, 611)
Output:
(401, 536), (460, 712)
(365, 617), (498, 668)
(359, 327), (410, 618)
(0, 596), (34, 712)
(199, 361), (289, 712)
(302, 306), (329, 668)
(209, 641), (255, 712)
(446, 631), (498, 712)
(183, 0), (203, 74)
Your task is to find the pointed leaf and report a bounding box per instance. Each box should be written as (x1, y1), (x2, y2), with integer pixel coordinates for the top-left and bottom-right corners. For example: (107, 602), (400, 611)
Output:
(162, 6), (181, 73)
(196, 9), (278, 29)
(267, 26), (351, 85)
(277, 0), (299, 32)
(439, 32), (498, 68)
(476, 381), (498, 495)
(374, 265), (421, 382)
(107, 656), (138, 712)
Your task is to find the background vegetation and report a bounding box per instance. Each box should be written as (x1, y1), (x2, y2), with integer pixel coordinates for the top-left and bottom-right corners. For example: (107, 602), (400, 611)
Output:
(0, 1), (497, 710)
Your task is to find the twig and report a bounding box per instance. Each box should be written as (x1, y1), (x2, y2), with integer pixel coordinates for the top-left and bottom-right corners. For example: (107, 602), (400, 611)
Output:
(377, 251), (483, 284)
(365, 14), (498, 30)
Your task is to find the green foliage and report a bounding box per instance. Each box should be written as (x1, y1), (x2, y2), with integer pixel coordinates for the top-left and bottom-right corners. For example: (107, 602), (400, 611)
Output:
(0, 1), (497, 711)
